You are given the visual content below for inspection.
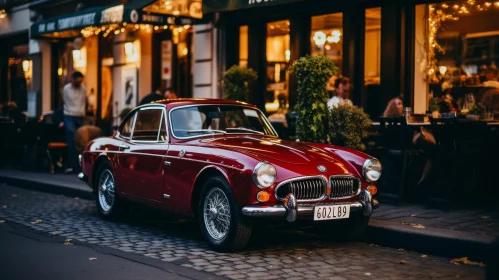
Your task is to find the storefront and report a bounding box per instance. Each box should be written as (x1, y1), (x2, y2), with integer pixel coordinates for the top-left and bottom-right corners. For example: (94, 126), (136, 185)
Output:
(30, 0), (203, 131)
(203, 0), (499, 119)
(0, 0), (34, 116)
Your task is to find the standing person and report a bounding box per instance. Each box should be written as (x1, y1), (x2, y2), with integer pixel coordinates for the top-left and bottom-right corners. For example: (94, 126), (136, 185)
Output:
(63, 71), (86, 173)
(140, 88), (164, 105)
(327, 77), (353, 109)
(164, 89), (178, 99)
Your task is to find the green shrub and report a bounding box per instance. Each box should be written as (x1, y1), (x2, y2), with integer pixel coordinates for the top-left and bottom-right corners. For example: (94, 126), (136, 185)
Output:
(328, 105), (372, 151)
(223, 65), (257, 102)
(119, 107), (132, 120)
(289, 55), (337, 143)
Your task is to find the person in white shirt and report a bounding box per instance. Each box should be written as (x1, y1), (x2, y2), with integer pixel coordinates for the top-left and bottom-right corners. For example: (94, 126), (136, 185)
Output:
(63, 71), (87, 173)
(327, 77), (353, 109)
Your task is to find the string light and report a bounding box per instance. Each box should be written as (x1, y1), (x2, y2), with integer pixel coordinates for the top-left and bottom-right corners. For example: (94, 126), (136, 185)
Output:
(80, 23), (190, 38)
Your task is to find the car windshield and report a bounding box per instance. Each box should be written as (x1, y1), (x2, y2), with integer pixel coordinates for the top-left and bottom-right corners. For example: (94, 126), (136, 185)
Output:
(170, 105), (277, 138)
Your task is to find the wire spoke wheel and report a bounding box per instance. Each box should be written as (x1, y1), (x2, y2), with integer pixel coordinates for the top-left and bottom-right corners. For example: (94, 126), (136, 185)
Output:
(98, 169), (115, 213)
(203, 187), (231, 241)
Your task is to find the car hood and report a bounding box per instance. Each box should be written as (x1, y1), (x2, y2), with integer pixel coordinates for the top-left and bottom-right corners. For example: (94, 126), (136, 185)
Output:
(200, 136), (338, 164)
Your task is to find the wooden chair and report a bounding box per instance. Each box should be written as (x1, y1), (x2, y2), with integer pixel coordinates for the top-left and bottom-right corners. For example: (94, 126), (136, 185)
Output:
(378, 117), (417, 202)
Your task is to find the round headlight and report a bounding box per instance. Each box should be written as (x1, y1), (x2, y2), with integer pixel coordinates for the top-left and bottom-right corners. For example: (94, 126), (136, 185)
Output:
(252, 162), (277, 188)
(363, 158), (382, 182)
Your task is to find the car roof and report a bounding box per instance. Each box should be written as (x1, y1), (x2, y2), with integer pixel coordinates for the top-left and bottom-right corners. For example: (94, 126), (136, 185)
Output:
(150, 98), (257, 108)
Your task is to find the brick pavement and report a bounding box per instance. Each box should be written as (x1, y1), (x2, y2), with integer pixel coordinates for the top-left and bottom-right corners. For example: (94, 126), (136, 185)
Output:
(372, 203), (499, 237)
(0, 184), (485, 280)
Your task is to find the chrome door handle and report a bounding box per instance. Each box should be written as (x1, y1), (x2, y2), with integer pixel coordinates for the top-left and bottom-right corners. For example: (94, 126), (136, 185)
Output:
(119, 144), (130, 150)
(164, 161), (171, 166)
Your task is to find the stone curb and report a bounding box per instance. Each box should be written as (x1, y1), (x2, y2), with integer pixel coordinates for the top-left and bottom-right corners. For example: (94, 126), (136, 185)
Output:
(1, 174), (495, 262)
(365, 219), (495, 262)
(0, 175), (94, 200)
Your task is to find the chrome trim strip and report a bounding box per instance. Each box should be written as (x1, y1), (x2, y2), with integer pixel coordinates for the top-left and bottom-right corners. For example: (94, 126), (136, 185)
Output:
(241, 202), (363, 217)
(168, 104), (278, 140)
(329, 175), (361, 200)
(165, 155), (240, 170)
(274, 175), (328, 202)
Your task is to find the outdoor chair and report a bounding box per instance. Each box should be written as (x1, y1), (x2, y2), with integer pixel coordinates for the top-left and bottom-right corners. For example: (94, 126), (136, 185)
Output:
(428, 116), (458, 204)
(455, 121), (489, 201)
(378, 116), (420, 202)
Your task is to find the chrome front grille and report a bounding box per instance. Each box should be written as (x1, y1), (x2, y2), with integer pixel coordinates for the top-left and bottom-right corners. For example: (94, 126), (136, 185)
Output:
(330, 176), (360, 199)
(275, 177), (327, 201)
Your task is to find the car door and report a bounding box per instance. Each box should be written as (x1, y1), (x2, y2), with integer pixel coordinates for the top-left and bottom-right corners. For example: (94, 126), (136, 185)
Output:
(118, 106), (168, 202)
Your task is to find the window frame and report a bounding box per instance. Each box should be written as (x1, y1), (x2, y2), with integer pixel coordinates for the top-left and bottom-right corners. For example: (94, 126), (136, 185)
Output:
(116, 104), (168, 143)
(168, 104), (278, 140)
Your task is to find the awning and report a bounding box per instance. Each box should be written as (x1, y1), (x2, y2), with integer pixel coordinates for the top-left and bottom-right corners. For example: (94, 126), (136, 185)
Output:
(30, 0), (204, 39)
(202, 0), (303, 14)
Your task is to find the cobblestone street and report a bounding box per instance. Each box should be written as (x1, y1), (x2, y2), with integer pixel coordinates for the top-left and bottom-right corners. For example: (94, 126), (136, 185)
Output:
(0, 184), (485, 280)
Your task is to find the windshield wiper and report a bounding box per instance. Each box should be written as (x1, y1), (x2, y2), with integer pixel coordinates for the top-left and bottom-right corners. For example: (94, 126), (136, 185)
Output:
(226, 127), (264, 135)
(187, 129), (226, 135)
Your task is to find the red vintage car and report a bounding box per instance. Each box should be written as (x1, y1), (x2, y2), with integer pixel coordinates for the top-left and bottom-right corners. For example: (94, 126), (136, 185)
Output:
(78, 99), (381, 251)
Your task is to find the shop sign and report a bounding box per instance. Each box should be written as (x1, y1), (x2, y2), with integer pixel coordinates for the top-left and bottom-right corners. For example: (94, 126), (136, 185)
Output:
(100, 5), (124, 24)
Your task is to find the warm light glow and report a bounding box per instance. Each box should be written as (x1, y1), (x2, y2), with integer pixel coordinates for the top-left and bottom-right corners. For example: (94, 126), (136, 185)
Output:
(73, 50), (81, 61)
(331, 30), (341, 43)
(367, 185), (378, 195)
(439, 66), (448, 75)
(0, 9), (6, 19)
(256, 191), (270, 202)
(285, 50), (290, 62)
(173, 10), (180, 15)
(183, 25), (190, 29)
(182, 47), (188, 56)
(58, 68), (63, 76)
(73, 48), (86, 69)
(22, 60), (30, 72)
(313, 31), (327, 46)
(274, 63), (281, 83)
(125, 40), (140, 63)
(124, 42), (134, 56)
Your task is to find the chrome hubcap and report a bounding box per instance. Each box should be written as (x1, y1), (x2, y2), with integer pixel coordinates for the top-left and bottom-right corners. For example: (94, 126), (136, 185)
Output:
(98, 170), (115, 213)
(203, 188), (231, 240)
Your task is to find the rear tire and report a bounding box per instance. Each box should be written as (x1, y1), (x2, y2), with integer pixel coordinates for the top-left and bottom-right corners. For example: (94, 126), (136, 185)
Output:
(95, 163), (125, 220)
(198, 176), (252, 252)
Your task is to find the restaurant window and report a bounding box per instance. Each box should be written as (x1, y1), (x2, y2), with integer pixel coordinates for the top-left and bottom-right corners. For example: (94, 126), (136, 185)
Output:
(5, 44), (30, 112)
(265, 20), (290, 115)
(311, 13), (343, 93)
(365, 8), (381, 85)
(239, 26), (248, 67)
(418, 0), (499, 117)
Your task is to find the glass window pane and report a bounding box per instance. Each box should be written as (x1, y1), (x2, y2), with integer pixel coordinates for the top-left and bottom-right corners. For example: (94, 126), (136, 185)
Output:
(132, 109), (163, 141)
(239, 26), (248, 67)
(159, 113), (168, 141)
(311, 13), (343, 79)
(265, 20), (290, 115)
(365, 8), (381, 83)
(119, 112), (135, 138)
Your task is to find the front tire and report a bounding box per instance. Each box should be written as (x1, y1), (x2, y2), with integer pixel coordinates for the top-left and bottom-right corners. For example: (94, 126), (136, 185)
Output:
(198, 176), (252, 251)
(95, 163), (125, 220)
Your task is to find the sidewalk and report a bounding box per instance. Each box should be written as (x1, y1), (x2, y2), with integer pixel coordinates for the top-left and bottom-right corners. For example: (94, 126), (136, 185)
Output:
(1, 169), (497, 261)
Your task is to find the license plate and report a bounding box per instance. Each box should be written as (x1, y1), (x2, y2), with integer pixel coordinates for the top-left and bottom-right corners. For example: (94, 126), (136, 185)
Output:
(314, 205), (350, 221)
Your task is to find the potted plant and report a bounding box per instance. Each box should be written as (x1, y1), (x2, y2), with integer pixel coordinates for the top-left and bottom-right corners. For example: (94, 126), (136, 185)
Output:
(328, 105), (372, 151)
(222, 65), (257, 102)
(289, 55), (337, 143)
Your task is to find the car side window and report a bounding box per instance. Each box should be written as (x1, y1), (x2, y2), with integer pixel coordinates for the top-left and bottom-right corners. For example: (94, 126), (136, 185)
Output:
(119, 112), (136, 139)
(159, 112), (168, 141)
(132, 108), (163, 141)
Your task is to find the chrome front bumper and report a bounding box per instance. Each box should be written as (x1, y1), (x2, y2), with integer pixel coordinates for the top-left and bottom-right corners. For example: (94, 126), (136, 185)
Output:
(241, 190), (378, 223)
